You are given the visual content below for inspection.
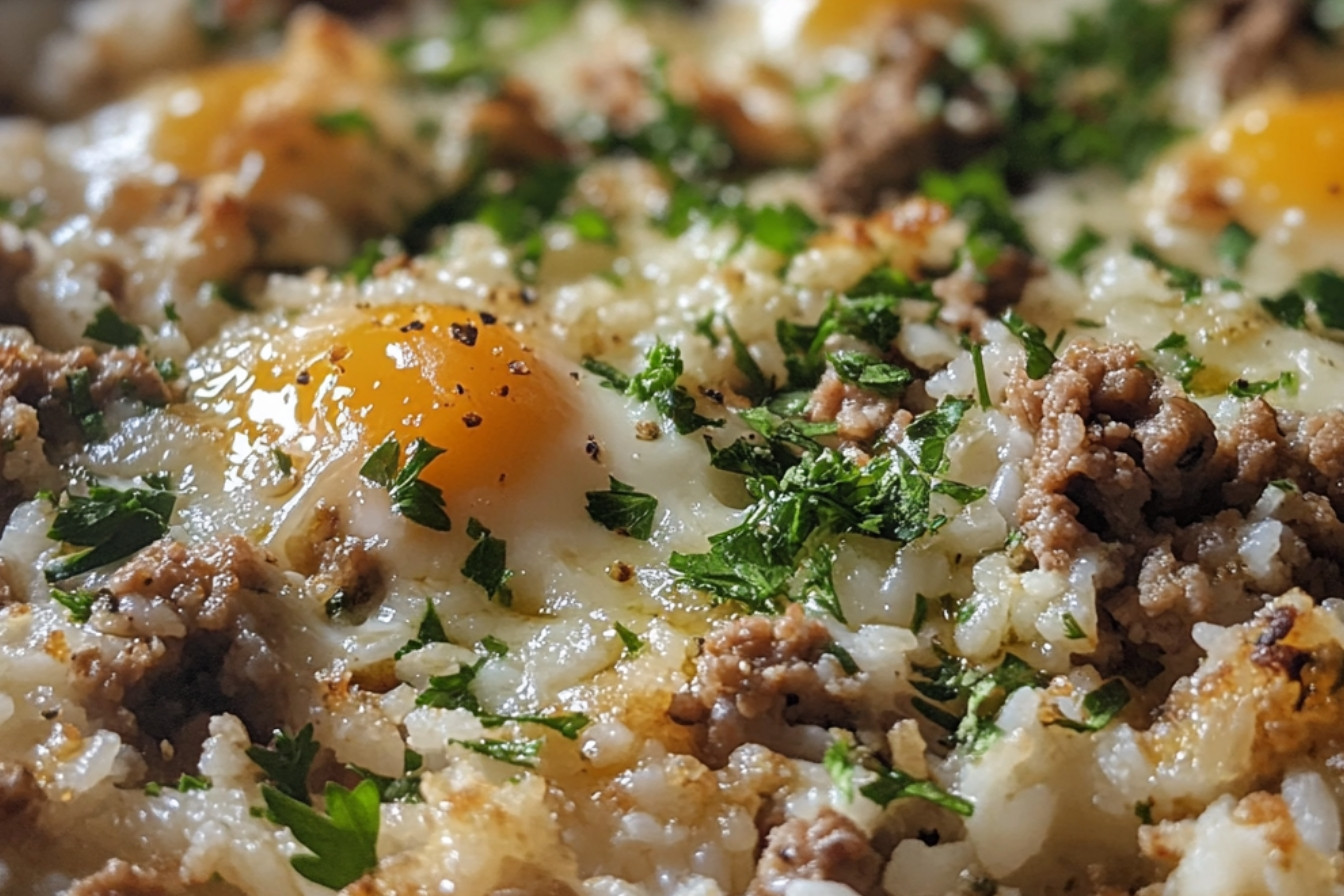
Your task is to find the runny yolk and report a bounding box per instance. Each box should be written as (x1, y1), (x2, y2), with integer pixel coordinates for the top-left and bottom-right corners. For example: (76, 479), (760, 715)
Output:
(804, 0), (954, 42)
(1201, 92), (1344, 231)
(244, 304), (567, 502)
(152, 61), (279, 179)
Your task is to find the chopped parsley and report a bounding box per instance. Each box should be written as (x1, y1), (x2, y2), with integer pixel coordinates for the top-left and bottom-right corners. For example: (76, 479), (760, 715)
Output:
(451, 737), (543, 768)
(1152, 332), (1204, 392)
(144, 774), (211, 796)
(349, 750), (424, 804)
(1228, 371), (1298, 399)
(1298, 268), (1344, 329)
(969, 341), (992, 409)
(721, 315), (772, 402)
(247, 723), (319, 805)
(823, 737), (856, 802)
(44, 475), (176, 582)
(921, 166), (1029, 267)
(585, 477), (659, 539)
(50, 587), (100, 623)
(1048, 679), (1131, 732)
(827, 351), (912, 397)
(585, 342), (721, 435)
(911, 594), (929, 634)
(860, 762), (974, 817)
(1058, 226), (1105, 274)
(797, 542), (846, 623)
(82, 307), (143, 347)
(911, 650), (1043, 755)
(1216, 221), (1256, 273)
(66, 369), (106, 442)
(569, 207), (617, 245)
(737, 202), (819, 258)
(1001, 310), (1056, 379)
(0, 195), (43, 229)
(313, 108), (378, 139)
(1131, 243), (1205, 302)
(395, 599), (450, 659)
(359, 437), (452, 532)
(1061, 612), (1086, 640)
(271, 448), (294, 477)
(262, 780), (380, 890)
(462, 518), (513, 604)
(415, 653), (590, 739)
(613, 621), (644, 655)
(207, 279), (251, 311)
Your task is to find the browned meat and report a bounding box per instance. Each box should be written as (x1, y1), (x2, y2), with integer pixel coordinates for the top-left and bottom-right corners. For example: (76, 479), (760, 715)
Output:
(1205, 0), (1309, 100)
(806, 368), (901, 444)
(64, 860), (173, 896)
(667, 604), (861, 767)
(933, 249), (1041, 334)
(0, 235), (33, 326)
(747, 809), (883, 896)
(470, 79), (570, 167)
(70, 537), (286, 776)
(0, 761), (42, 827)
(817, 25), (999, 214)
(816, 30), (941, 215)
(284, 501), (384, 619)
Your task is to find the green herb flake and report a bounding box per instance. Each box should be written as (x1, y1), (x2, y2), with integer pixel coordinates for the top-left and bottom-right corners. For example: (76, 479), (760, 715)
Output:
(313, 108), (378, 139)
(359, 437), (452, 532)
(271, 448), (294, 477)
(207, 280), (251, 311)
(860, 763), (974, 817)
(451, 738), (542, 768)
(1001, 311), (1056, 379)
(1131, 243), (1204, 302)
(822, 642), (860, 676)
(395, 599), (450, 659)
(1228, 371), (1298, 399)
(262, 779), (380, 890)
(50, 587), (100, 623)
(1135, 800), (1155, 825)
(66, 369), (107, 442)
(1058, 226), (1105, 274)
(247, 723), (319, 805)
(569, 208), (617, 245)
(1049, 679), (1131, 732)
(970, 341), (992, 409)
(828, 351), (912, 397)
(911, 594), (929, 634)
(144, 773), (211, 796)
(1216, 221), (1256, 272)
(1261, 290), (1307, 329)
(83, 307), (143, 347)
(585, 477), (658, 539)
(44, 476), (176, 581)
(740, 202), (819, 258)
(1298, 268), (1344, 329)
(823, 738), (856, 802)
(479, 634), (510, 656)
(614, 621), (644, 655)
(1062, 612), (1086, 640)
(462, 518), (513, 605)
(349, 750), (425, 804)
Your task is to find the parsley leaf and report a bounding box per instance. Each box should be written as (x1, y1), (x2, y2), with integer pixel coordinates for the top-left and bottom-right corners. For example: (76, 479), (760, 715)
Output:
(823, 737), (856, 802)
(911, 650), (1044, 755)
(50, 587), (100, 623)
(1216, 221), (1256, 272)
(828, 351), (912, 397)
(1062, 612), (1086, 640)
(144, 773), (211, 796)
(1262, 289), (1307, 329)
(247, 724), (319, 805)
(921, 166), (1029, 267)
(395, 599), (450, 659)
(1131, 243), (1204, 302)
(349, 750), (424, 804)
(1153, 332), (1205, 392)
(1058, 226), (1104, 274)
(360, 437), (452, 532)
(597, 341), (720, 434)
(860, 762), (974, 816)
(614, 621), (643, 655)
(66, 369), (107, 442)
(585, 477), (658, 539)
(44, 476), (176, 581)
(314, 109), (378, 139)
(1298, 268), (1344, 329)
(1048, 679), (1130, 732)
(1001, 311), (1056, 379)
(263, 780), (380, 890)
(1228, 371), (1298, 399)
(83, 307), (142, 347)
(416, 657), (487, 711)
(462, 518), (513, 604)
(797, 542), (846, 624)
(739, 202), (819, 258)
(451, 737), (542, 767)
(570, 207), (617, 245)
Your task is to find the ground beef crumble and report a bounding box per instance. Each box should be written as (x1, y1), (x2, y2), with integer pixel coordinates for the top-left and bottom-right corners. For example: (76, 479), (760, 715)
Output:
(747, 809), (883, 896)
(70, 536), (287, 776)
(1010, 343), (1344, 664)
(668, 604), (861, 768)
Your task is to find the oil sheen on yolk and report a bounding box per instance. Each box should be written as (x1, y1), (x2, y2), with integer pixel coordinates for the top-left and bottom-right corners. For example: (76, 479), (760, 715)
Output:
(1205, 92), (1344, 230)
(804, 0), (952, 42)
(153, 61), (278, 179)
(246, 304), (564, 502)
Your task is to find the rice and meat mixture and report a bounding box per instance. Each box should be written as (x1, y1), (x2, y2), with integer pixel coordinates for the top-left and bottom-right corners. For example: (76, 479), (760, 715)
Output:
(1, 0), (1344, 893)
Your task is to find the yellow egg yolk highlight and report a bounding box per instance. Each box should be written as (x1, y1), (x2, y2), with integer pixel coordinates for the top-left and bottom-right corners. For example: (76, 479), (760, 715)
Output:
(245, 304), (566, 502)
(804, 0), (954, 42)
(153, 61), (279, 179)
(1196, 92), (1344, 232)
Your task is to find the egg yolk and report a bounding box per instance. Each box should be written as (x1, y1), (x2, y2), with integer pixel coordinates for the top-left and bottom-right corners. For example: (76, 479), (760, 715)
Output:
(1194, 92), (1344, 231)
(153, 61), (279, 179)
(244, 304), (568, 502)
(804, 0), (953, 42)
